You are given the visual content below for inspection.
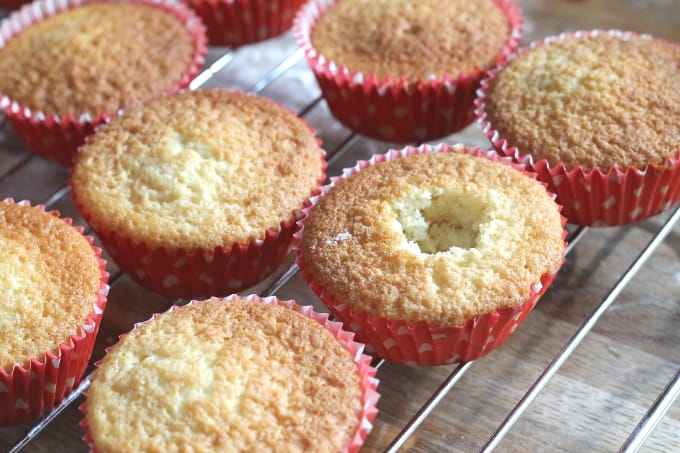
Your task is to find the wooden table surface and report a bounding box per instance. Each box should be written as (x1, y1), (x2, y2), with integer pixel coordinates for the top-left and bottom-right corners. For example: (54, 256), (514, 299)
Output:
(1, 0), (679, 451)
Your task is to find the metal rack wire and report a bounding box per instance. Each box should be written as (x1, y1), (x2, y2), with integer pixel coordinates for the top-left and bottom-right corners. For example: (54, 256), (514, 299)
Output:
(0, 13), (679, 452)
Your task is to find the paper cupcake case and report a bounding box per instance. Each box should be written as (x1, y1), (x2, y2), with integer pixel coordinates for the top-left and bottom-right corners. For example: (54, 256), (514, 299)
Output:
(295, 143), (568, 366)
(301, 266), (558, 366)
(79, 295), (380, 452)
(475, 30), (680, 227)
(294, 0), (523, 143)
(0, 0), (207, 166)
(0, 199), (109, 426)
(91, 214), (302, 299)
(184, 0), (306, 47)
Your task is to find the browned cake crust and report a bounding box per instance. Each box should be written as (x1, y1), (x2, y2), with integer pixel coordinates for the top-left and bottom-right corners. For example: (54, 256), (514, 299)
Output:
(300, 150), (564, 327)
(0, 202), (101, 373)
(310, 0), (510, 81)
(484, 33), (680, 171)
(71, 90), (324, 250)
(86, 299), (363, 452)
(0, 3), (195, 116)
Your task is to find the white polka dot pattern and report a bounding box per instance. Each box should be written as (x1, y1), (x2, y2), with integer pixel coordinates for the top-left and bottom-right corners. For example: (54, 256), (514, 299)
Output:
(163, 275), (179, 288)
(603, 196), (616, 209)
(383, 339), (397, 349)
(418, 343), (434, 353)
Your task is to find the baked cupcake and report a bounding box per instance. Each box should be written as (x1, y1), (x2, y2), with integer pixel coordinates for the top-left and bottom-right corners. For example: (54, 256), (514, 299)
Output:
(0, 0), (206, 166)
(183, 0), (306, 46)
(71, 89), (326, 298)
(296, 144), (566, 366)
(295, 0), (523, 143)
(476, 30), (680, 226)
(0, 199), (108, 426)
(81, 295), (379, 452)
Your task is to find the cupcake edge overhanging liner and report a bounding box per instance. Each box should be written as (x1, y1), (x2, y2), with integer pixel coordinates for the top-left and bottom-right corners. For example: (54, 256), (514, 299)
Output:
(0, 0), (207, 166)
(294, 0), (524, 143)
(0, 198), (109, 426)
(475, 29), (680, 226)
(294, 143), (568, 366)
(70, 92), (328, 299)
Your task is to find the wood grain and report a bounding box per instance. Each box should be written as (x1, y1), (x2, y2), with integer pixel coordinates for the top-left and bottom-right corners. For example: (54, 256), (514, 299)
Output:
(0, 0), (679, 452)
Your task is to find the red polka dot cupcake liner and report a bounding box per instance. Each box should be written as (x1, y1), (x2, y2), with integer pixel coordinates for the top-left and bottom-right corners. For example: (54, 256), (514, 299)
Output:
(0, 0), (207, 166)
(183, 0), (306, 46)
(295, 144), (567, 366)
(79, 295), (380, 452)
(91, 215), (303, 299)
(0, 199), (109, 427)
(475, 30), (680, 227)
(300, 269), (558, 366)
(294, 0), (523, 143)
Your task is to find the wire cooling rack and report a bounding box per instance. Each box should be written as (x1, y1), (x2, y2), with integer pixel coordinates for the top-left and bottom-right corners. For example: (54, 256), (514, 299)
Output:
(0, 3), (679, 452)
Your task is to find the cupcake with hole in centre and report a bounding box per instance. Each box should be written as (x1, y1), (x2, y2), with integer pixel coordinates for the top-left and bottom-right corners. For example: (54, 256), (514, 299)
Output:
(0, 0), (206, 165)
(0, 198), (109, 426)
(80, 295), (379, 452)
(476, 30), (680, 226)
(295, 0), (523, 143)
(296, 144), (566, 366)
(71, 89), (326, 299)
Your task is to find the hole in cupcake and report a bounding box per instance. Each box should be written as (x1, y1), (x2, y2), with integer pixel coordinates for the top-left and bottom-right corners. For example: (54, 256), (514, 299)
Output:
(392, 188), (489, 254)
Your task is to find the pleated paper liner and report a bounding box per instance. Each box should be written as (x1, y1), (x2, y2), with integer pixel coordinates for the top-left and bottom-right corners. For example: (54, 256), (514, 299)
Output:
(0, 199), (109, 426)
(295, 144), (568, 366)
(79, 295), (380, 453)
(0, 0), (207, 166)
(475, 30), (680, 226)
(89, 213), (303, 299)
(301, 267), (559, 366)
(294, 0), (523, 143)
(183, 0), (306, 46)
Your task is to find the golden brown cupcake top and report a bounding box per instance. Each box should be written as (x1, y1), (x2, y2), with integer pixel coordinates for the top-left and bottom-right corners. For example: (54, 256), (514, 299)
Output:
(484, 33), (680, 171)
(300, 149), (564, 327)
(0, 3), (195, 116)
(86, 299), (363, 453)
(0, 201), (101, 373)
(71, 90), (324, 250)
(310, 0), (510, 81)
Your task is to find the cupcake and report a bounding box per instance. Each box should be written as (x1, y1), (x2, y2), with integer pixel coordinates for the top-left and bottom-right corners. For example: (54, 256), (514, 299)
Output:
(0, 0), (207, 166)
(476, 30), (680, 226)
(295, 0), (523, 143)
(296, 144), (566, 366)
(0, 199), (108, 426)
(81, 295), (379, 452)
(183, 0), (307, 46)
(71, 89), (326, 299)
